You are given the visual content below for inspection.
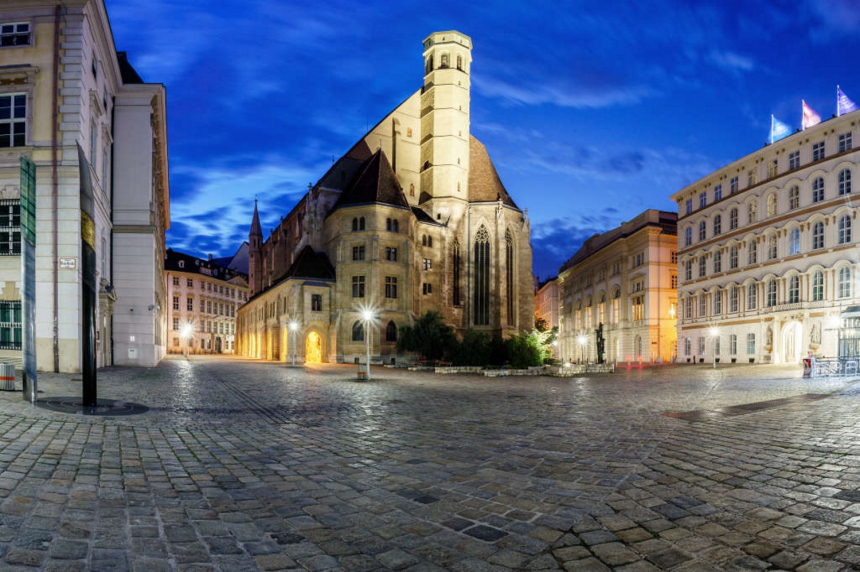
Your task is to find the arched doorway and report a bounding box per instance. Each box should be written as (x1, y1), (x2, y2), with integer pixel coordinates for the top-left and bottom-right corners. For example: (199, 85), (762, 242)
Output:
(306, 332), (322, 364)
(214, 337), (221, 354)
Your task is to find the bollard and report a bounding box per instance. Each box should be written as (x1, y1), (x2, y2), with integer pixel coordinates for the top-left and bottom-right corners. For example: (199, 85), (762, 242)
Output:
(0, 364), (14, 391)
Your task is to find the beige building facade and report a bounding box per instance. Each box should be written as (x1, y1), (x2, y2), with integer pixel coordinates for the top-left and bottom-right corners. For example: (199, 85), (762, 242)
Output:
(534, 277), (559, 330)
(164, 250), (247, 355)
(557, 210), (678, 364)
(236, 31), (534, 364)
(672, 110), (859, 364)
(0, 0), (169, 371)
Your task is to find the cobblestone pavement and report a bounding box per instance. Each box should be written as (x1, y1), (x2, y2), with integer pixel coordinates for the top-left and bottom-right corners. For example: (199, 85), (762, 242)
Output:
(0, 358), (856, 570)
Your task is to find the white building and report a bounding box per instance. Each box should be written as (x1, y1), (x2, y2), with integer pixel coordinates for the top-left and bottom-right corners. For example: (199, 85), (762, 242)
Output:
(0, 1), (169, 371)
(165, 250), (247, 355)
(671, 109), (859, 364)
(534, 277), (559, 330)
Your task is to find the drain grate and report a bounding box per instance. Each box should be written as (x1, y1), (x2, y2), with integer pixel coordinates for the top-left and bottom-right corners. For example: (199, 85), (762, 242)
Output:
(663, 394), (829, 421)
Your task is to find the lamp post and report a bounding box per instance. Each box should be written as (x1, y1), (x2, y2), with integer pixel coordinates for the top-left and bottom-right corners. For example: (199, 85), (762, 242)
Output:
(289, 320), (298, 366)
(180, 322), (194, 359)
(552, 340), (559, 362)
(577, 334), (587, 364)
(710, 326), (719, 369)
(362, 309), (373, 380)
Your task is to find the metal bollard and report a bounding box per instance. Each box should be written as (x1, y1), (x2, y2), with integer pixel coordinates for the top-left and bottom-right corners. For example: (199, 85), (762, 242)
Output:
(0, 364), (14, 391)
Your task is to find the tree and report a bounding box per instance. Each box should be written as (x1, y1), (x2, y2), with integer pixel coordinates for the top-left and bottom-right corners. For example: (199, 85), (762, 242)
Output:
(534, 316), (549, 331)
(395, 311), (455, 361)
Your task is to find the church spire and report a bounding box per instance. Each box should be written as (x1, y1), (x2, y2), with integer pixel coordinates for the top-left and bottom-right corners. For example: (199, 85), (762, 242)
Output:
(248, 199), (263, 297)
(250, 199), (262, 239)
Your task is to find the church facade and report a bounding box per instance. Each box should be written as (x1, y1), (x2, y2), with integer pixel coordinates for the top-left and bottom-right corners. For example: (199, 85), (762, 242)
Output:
(235, 31), (534, 364)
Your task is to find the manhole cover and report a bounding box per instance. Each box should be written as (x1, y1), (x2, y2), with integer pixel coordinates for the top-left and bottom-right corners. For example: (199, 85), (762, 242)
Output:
(35, 397), (149, 416)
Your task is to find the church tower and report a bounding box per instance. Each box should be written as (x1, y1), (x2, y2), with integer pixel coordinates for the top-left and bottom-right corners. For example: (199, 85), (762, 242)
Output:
(248, 200), (262, 297)
(420, 31), (472, 204)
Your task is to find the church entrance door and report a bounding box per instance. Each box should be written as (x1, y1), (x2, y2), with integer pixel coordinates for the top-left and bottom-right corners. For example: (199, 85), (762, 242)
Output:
(306, 332), (322, 364)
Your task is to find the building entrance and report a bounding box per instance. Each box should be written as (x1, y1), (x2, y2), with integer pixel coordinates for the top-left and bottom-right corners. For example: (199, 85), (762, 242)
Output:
(306, 332), (322, 364)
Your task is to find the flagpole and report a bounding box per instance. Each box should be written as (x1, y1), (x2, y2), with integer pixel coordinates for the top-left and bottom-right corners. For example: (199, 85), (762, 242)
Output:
(837, 85), (841, 116)
(770, 115), (774, 145)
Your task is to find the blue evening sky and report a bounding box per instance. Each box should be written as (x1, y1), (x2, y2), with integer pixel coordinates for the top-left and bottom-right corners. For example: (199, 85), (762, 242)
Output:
(105, 0), (860, 280)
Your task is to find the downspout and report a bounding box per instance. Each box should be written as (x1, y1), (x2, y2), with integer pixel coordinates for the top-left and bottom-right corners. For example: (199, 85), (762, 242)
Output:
(109, 96), (115, 366)
(51, 5), (60, 372)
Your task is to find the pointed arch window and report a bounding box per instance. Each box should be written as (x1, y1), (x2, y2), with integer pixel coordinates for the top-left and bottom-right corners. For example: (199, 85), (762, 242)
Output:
(452, 239), (461, 306)
(385, 321), (397, 342)
(505, 229), (514, 324)
(473, 226), (490, 326)
(352, 321), (364, 341)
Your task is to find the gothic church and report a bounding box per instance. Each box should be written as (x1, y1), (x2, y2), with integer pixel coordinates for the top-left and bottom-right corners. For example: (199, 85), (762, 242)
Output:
(235, 31), (534, 364)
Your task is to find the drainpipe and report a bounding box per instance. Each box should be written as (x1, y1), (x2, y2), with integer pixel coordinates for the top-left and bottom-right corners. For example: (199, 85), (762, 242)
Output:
(51, 5), (60, 372)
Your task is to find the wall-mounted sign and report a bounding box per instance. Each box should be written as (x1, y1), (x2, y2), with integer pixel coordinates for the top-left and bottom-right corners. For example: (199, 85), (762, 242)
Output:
(59, 257), (77, 270)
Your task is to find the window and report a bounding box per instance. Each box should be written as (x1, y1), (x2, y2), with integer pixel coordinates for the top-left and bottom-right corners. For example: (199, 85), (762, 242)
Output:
(698, 221), (706, 241)
(172, 296), (179, 310)
(685, 199), (692, 215)
(386, 218), (399, 233)
(684, 337), (691, 356)
(385, 247), (398, 262)
(747, 283), (757, 310)
(767, 235), (777, 260)
(0, 94), (26, 148)
(684, 227), (692, 247)
(422, 282), (432, 295)
(698, 336), (705, 356)
(813, 141), (825, 161)
(186, 278), (193, 288)
(385, 276), (397, 299)
(699, 192), (707, 208)
(0, 22), (30, 46)
(729, 208), (738, 230)
(352, 321), (364, 341)
(172, 276), (179, 287)
(352, 245), (365, 261)
(747, 333), (756, 355)
(671, 275), (677, 289)
(812, 222), (825, 250)
(611, 290), (620, 323)
(789, 228), (800, 255)
(768, 160), (778, 178)
(505, 230), (515, 323)
(385, 321), (397, 342)
(452, 240), (461, 306)
(698, 257), (706, 278)
(173, 317), (179, 331)
(730, 334), (737, 355)
(789, 151), (800, 170)
(631, 296), (644, 321)
(713, 215), (722, 236)
(671, 251), (678, 264)
(474, 226), (490, 325)
(206, 300), (212, 313)
(839, 215), (852, 244)
(90, 120), (98, 167)
(766, 280), (777, 307)
(352, 218), (358, 231)
(684, 297), (692, 319)
(352, 275), (365, 298)
(685, 260), (692, 281)
(200, 281), (205, 290)
(747, 201), (757, 224)
(713, 250), (721, 273)
(422, 258), (432, 271)
(730, 177), (738, 194)
(714, 185), (722, 201)
(839, 267), (851, 298)
(713, 289), (722, 315)
(0, 301), (21, 350)
(359, 217), (365, 230)
(839, 169), (852, 196)
(839, 132), (853, 153)
(812, 271), (824, 301)
(767, 194), (777, 217)
(730, 286), (739, 313)
(789, 276), (799, 303)
(788, 186), (799, 210)
(311, 294), (322, 311)
(714, 335), (721, 356)
(698, 295), (706, 317)
(811, 177), (825, 203)
(747, 170), (757, 187)
(186, 298), (193, 312)
(747, 241), (757, 265)
(633, 252), (644, 267)
(729, 245), (738, 269)
(178, 260), (185, 270)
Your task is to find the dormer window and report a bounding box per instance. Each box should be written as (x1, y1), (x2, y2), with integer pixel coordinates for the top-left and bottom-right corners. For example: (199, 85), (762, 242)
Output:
(178, 261), (185, 269)
(0, 23), (31, 47)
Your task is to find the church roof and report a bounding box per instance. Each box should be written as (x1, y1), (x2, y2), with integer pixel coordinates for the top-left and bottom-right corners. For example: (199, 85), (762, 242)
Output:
(411, 207), (441, 225)
(469, 136), (519, 209)
(283, 245), (335, 280)
(331, 150), (410, 212)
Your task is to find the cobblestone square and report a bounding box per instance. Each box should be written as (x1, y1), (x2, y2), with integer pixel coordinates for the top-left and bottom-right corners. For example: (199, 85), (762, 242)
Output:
(0, 358), (857, 570)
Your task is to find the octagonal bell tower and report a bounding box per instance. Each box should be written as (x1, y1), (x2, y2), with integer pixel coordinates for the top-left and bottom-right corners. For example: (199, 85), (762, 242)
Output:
(420, 31), (472, 204)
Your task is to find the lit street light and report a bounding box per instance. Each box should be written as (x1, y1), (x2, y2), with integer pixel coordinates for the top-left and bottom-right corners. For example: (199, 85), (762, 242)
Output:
(710, 326), (719, 369)
(361, 308), (374, 381)
(289, 320), (298, 366)
(180, 321), (194, 358)
(577, 334), (587, 364)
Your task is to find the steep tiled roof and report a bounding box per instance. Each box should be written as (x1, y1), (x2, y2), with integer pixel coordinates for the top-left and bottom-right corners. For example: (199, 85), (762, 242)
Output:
(411, 207), (441, 225)
(469, 136), (518, 209)
(164, 249), (248, 282)
(331, 150), (410, 211)
(116, 52), (144, 84)
(283, 246), (335, 280)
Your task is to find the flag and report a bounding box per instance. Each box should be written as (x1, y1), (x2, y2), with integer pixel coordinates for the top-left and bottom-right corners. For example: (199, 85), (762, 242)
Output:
(837, 86), (857, 116)
(770, 115), (791, 144)
(802, 100), (821, 129)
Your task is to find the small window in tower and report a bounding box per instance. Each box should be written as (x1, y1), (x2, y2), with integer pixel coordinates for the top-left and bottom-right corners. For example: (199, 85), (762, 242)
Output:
(441, 54), (449, 68)
(407, 127), (412, 138)
(457, 182), (460, 192)
(457, 157), (460, 165)
(457, 55), (462, 70)
(409, 184), (414, 197)
(423, 161), (431, 171)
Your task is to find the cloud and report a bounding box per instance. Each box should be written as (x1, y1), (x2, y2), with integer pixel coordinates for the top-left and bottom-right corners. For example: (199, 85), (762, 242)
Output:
(473, 75), (655, 109)
(530, 210), (623, 279)
(707, 50), (755, 74)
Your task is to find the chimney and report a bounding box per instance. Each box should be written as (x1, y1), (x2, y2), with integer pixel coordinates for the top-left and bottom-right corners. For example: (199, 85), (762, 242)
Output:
(208, 253), (213, 262)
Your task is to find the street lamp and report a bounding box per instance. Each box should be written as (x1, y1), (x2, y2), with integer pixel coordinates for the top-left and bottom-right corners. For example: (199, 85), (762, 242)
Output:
(180, 321), (194, 358)
(289, 320), (298, 366)
(709, 326), (719, 369)
(361, 308), (374, 380)
(577, 334), (587, 364)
